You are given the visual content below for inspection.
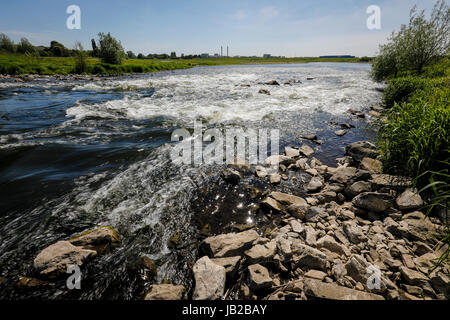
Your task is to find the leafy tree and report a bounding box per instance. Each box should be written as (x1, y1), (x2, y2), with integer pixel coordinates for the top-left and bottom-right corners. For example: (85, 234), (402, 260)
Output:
(91, 39), (99, 57)
(372, 0), (450, 81)
(16, 38), (36, 54)
(97, 32), (126, 65)
(0, 33), (16, 53)
(74, 41), (87, 74)
(127, 51), (136, 59)
(50, 41), (70, 57)
(137, 53), (145, 59)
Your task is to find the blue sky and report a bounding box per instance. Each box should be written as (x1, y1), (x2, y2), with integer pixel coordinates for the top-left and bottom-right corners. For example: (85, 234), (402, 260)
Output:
(0, 0), (439, 57)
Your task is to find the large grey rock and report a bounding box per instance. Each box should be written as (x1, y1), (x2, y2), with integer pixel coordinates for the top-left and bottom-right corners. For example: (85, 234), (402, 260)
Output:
(396, 189), (424, 211)
(248, 264), (273, 290)
(201, 230), (259, 258)
(193, 256), (226, 300)
(307, 177), (323, 193)
(269, 192), (307, 206)
(316, 235), (349, 257)
(34, 241), (97, 278)
(400, 266), (429, 287)
(330, 167), (370, 185)
(144, 284), (185, 300)
(285, 146), (300, 158)
(345, 181), (372, 198)
(370, 174), (412, 191)
(304, 278), (384, 300)
(352, 192), (394, 213)
(345, 141), (379, 162)
(299, 144), (315, 157)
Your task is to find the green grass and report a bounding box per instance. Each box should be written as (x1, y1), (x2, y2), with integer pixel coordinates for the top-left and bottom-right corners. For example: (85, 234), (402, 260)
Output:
(0, 53), (364, 76)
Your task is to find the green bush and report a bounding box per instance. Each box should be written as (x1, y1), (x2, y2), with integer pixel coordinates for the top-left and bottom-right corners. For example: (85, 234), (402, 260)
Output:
(383, 77), (427, 107)
(97, 32), (126, 65)
(0, 34), (16, 53)
(378, 86), (450, 177)
(92, 65), (107, 74)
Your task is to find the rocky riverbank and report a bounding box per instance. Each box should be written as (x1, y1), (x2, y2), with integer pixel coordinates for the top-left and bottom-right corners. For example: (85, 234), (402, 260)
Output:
(147, 140), (449, 300)
(3, 108), (448, 300)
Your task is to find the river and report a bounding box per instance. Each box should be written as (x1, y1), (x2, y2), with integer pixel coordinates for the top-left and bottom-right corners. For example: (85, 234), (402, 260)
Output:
(0, 62), (383, 299)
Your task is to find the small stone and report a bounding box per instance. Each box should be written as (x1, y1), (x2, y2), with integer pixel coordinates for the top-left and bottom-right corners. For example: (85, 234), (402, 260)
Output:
(259, 89), (271, 95)
(244, 240), (277, 264)
(396, 189), (424, 211)
(201, 230), (259, 258)
(352, 192), (394, 213)
(307, 177), (323, 193)
(210, 256), (241, 279)
(299, 144), (315, 157)
(270, 173), (281, 184)
(290, 220), (304, 233)
(193, 256), (226, 300)
(248, 264), (273, 291)
(261, 197), (283, 213)
(285, 146), (300, 158)
(335, 130), (347, 137)
(144, 284), (185, 300)
(304, 270), (327, 281)
(255, 166), (268, 178)
(343, 222), (367, 244)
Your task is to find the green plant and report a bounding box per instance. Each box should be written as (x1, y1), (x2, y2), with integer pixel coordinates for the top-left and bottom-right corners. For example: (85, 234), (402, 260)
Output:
(73, 41), (87, 74)
(0, 33), (16, 53)
(16, 38), (36, 55)
(97, 32), (126, 65)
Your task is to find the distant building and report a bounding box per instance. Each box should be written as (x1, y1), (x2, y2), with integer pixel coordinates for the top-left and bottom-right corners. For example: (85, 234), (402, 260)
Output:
(200, 53), (210, 58)
(263, 54), (272, 58)
(319, 55), (356, 58)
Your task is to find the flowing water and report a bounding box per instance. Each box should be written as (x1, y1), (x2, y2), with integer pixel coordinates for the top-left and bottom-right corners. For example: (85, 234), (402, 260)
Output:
(0, 62), (383, 299)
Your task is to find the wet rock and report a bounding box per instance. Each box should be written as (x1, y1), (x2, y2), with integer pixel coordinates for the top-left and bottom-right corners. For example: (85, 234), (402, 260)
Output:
(360, 157), (383, 174)
(287, 202), (310, 220)
(265, 80), (280, 85)
(335, 130), (347, 137)
(298, 144), (315, 157)
(16, 277), (52, 289)
(201, 230), (259, 258)
(248, 264), (273, 291)
(345, 141), (379, 162)
(307, 177), (323, 193)
(34, 241), (97, 278)
(269, 192), (307, 207)
(211, 256), (241, 279)
(193, 256), (226, 300)
(352, 192), (394, 213)
(139, 256), (158, 278)
(301, 134), (317, 141)
(221, 168), (242, 184)
(255, 166), (268, 178)
(144, 284), (185, 300)
(304, 278), (384, 300)
(259, 89), (271, 95)
(329, 167), (362, 184)
(68, 226), (120, 254)
(396, 189), (424, 211)
(244, 240), (277, 264)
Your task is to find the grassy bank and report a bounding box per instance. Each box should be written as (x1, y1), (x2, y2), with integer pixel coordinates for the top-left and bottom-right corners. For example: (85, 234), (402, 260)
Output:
(0, 53), (363, 76)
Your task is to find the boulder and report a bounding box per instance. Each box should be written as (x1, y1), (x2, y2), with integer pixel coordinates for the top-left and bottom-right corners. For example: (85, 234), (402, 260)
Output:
(329, 167), (369, 185)
(396, 189), (424, 211)
(193, 256), (226, 300)
(399, 266), (429, 287)
(345, 181), (371, 198)
(34, 241), (97, 278)
(303, 278), (384, 300)
(370, 174), (412, 191)
(68, 226), (120, 254)
(335, 130), (347, 137)
(248, 264), (273, 291)
(269, 192), (307, 206)
(352, 192), (394, 213)
(201, 230), (259, 258)
(144, 284), (185, 300)
(345, 141), (379, 162)
(261, 197), (283, 213)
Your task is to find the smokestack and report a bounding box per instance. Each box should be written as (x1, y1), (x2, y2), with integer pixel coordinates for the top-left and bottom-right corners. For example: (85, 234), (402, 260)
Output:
(221, 46), (223, 57)
(227, 46), (229, 57)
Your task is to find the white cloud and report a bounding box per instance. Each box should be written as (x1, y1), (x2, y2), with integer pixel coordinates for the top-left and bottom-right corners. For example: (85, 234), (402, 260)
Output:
(258, 6), (280, 20)
(230, 10), (248, 21)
